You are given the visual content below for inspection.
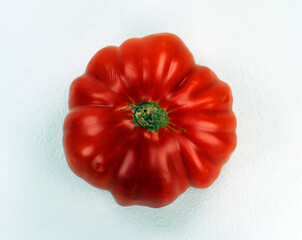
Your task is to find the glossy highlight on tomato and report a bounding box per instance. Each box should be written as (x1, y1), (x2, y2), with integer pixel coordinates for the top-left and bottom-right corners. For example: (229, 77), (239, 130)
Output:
(63, 33), (237, 208)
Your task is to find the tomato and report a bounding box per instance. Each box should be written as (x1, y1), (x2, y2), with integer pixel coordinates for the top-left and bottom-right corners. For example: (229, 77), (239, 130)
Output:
(63, 33), (237, 208)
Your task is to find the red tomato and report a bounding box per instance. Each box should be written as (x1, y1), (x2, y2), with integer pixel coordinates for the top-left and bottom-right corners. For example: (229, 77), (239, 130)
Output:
(63, 33), (237, 208)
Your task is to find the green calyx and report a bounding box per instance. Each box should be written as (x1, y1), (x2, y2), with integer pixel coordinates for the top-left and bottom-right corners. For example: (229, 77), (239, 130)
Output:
(131, 101), (169, 133)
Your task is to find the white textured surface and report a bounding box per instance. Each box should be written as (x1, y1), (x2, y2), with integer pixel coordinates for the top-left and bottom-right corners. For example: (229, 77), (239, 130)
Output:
(1, 0), (301, 239)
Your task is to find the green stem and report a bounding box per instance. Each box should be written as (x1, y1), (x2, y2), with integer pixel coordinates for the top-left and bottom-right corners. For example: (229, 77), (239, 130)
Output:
(131, 101), (169, 133)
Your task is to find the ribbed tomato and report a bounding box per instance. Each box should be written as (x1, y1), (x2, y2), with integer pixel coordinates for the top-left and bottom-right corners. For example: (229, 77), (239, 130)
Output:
(63, 33), (237, 208)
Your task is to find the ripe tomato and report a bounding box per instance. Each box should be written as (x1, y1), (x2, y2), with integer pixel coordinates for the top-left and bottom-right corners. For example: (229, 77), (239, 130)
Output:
(63, 33), (237, 208)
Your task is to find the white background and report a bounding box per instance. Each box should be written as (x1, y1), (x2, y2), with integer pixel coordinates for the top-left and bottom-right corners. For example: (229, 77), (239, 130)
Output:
(1, 0), (301, 239)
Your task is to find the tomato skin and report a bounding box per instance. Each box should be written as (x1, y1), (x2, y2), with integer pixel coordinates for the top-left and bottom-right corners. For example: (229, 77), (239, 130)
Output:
(63, 33), (237, 208)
